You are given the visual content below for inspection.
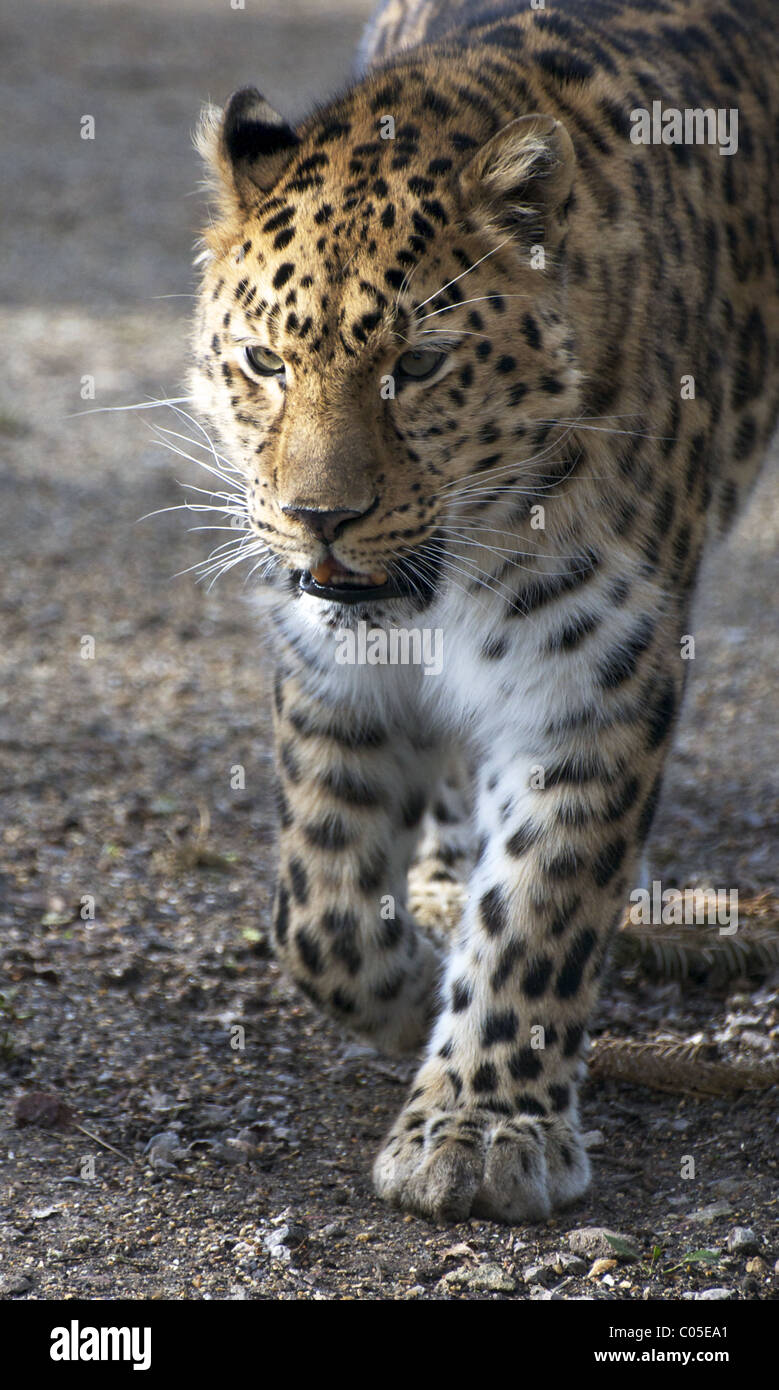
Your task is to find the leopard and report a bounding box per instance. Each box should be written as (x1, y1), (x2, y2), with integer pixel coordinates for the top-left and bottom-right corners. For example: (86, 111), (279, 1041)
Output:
(189, 0), (779, 1224)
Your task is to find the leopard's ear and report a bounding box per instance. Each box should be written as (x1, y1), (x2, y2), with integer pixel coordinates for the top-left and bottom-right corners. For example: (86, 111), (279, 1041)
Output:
(459, 114), (575, 247)
(196, 87), (300, 217)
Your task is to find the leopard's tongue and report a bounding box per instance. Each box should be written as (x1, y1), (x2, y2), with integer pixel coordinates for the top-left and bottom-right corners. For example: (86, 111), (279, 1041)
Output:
(310, 556), (388, 588)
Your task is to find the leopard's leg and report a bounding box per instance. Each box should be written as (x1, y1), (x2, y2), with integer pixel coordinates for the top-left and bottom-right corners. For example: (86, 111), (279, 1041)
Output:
(374, 608), (682, 1222)
(408, 749), (474, 935)
(270, 665), (445, 1054)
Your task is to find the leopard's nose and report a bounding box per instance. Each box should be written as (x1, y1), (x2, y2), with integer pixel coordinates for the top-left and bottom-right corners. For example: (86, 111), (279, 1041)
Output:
(281, 505), (365, 545)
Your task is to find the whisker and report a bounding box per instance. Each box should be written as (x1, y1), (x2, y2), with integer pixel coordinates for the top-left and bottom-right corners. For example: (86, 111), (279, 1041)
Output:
(393, 259), (421, 318)
(442, 466), (571, 501)
(409, 540), (520, 606)
(187, 524), (251, 534)
(66, 396), (194, 420)
(172, 475), (243, 503)
(417, 292), (528, 324)
(238, 548), (284, 593)
(147, 433), (246, 494)
(436, 428), (578, 495)
(175, 484), (245, 509)
(174, 546), (248, 581)
(531, 414), (671, 442)
(189, 537), (271, 587)
(152, 424), (241, 475)
(442, 455), (585, 504)
(419, 328), (492, 341)
(414, 239), (511, 310)
(387, 545), (485, 614)
(137, 500), (245, 523)
(438, 528), (595, 576)
(430, 554), (518, 606)
(438, 514), (566, 543)
(147, 398), (238, 481)
(440, 526), (555, 557)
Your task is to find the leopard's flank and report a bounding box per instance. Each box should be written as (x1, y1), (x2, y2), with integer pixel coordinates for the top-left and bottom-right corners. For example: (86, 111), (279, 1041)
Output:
(190, 0), (779, 1223)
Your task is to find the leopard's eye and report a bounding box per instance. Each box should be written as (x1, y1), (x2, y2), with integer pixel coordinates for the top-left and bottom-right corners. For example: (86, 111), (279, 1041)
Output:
(395, 348), (446, 382)
(244, 345), (285, 377)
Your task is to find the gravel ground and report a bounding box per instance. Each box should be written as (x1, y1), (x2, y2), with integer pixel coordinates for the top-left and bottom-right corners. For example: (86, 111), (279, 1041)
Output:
(0, 0), (777, 1302)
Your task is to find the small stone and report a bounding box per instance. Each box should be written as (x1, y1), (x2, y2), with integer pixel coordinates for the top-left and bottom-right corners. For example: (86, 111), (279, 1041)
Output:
(101, 957), (144, 987)
(441, 1262), (516, 1293)
(442, 1242), (476, 1261)
(523, 1262), (557, 1288)
(264, 1239), (291, 1263)
(340, 1042), (376, 1063)
(144, 1131), (184, 1170)
(726, 1226), (760, 1256)
(199, 1105), (231, 1125)
(568, 1226), (639, 1262)
(745, 1256), (767, 1276)
(709, 1177), (744, 1198)
(320, 1222), (347, 1240)
(188, 1138), (230, 1163)
(269, 1123), (299, 1144)
(521, 1251), (583, 1285)
(213, 1137), (252, 1164)
(0, 1273), (33, 1295)
(588, 1258), (618, 1279)
(264, 1220), (307, 1256)
(233, 1128), (259, 1151)
(582, 1129), (605, 1148)
(682, 1287), (734, 1301)
(465, 1264), (516, 1293)
(686, 1201), (732, 1224)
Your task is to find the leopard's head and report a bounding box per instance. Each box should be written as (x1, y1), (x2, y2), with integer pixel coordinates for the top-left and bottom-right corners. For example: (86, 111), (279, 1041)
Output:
(191, 74), (581, 614)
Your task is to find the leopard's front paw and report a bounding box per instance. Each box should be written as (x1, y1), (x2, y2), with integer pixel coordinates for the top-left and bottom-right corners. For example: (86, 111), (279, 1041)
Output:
(373, 1104), (590, 1224)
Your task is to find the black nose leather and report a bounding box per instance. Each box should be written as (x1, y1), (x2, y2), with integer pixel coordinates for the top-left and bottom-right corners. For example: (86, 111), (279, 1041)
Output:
(282, 505), (364, 545)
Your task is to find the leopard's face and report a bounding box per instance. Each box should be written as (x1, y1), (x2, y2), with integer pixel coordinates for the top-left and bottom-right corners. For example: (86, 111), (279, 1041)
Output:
(192, 84), (581, 611)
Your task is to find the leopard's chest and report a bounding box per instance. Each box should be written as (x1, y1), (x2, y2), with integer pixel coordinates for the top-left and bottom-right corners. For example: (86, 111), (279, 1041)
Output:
(284, 583), (585, 742)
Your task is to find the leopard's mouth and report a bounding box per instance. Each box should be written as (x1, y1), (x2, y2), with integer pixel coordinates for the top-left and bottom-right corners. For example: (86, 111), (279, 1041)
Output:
(297, 547), (441, 606)
(299, 555), (410, 604)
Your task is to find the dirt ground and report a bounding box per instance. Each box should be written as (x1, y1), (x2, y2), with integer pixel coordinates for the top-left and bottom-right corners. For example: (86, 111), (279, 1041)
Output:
(0, 0), (777, 1303)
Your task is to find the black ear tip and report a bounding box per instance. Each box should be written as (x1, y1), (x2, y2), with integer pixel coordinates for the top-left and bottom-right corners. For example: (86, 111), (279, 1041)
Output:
(222, 87), (299, 165)
(224, 87), (266, 126)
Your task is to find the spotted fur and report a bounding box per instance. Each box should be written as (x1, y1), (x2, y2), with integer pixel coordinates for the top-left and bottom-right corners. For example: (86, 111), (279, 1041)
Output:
(191, 0), (779, 1223)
